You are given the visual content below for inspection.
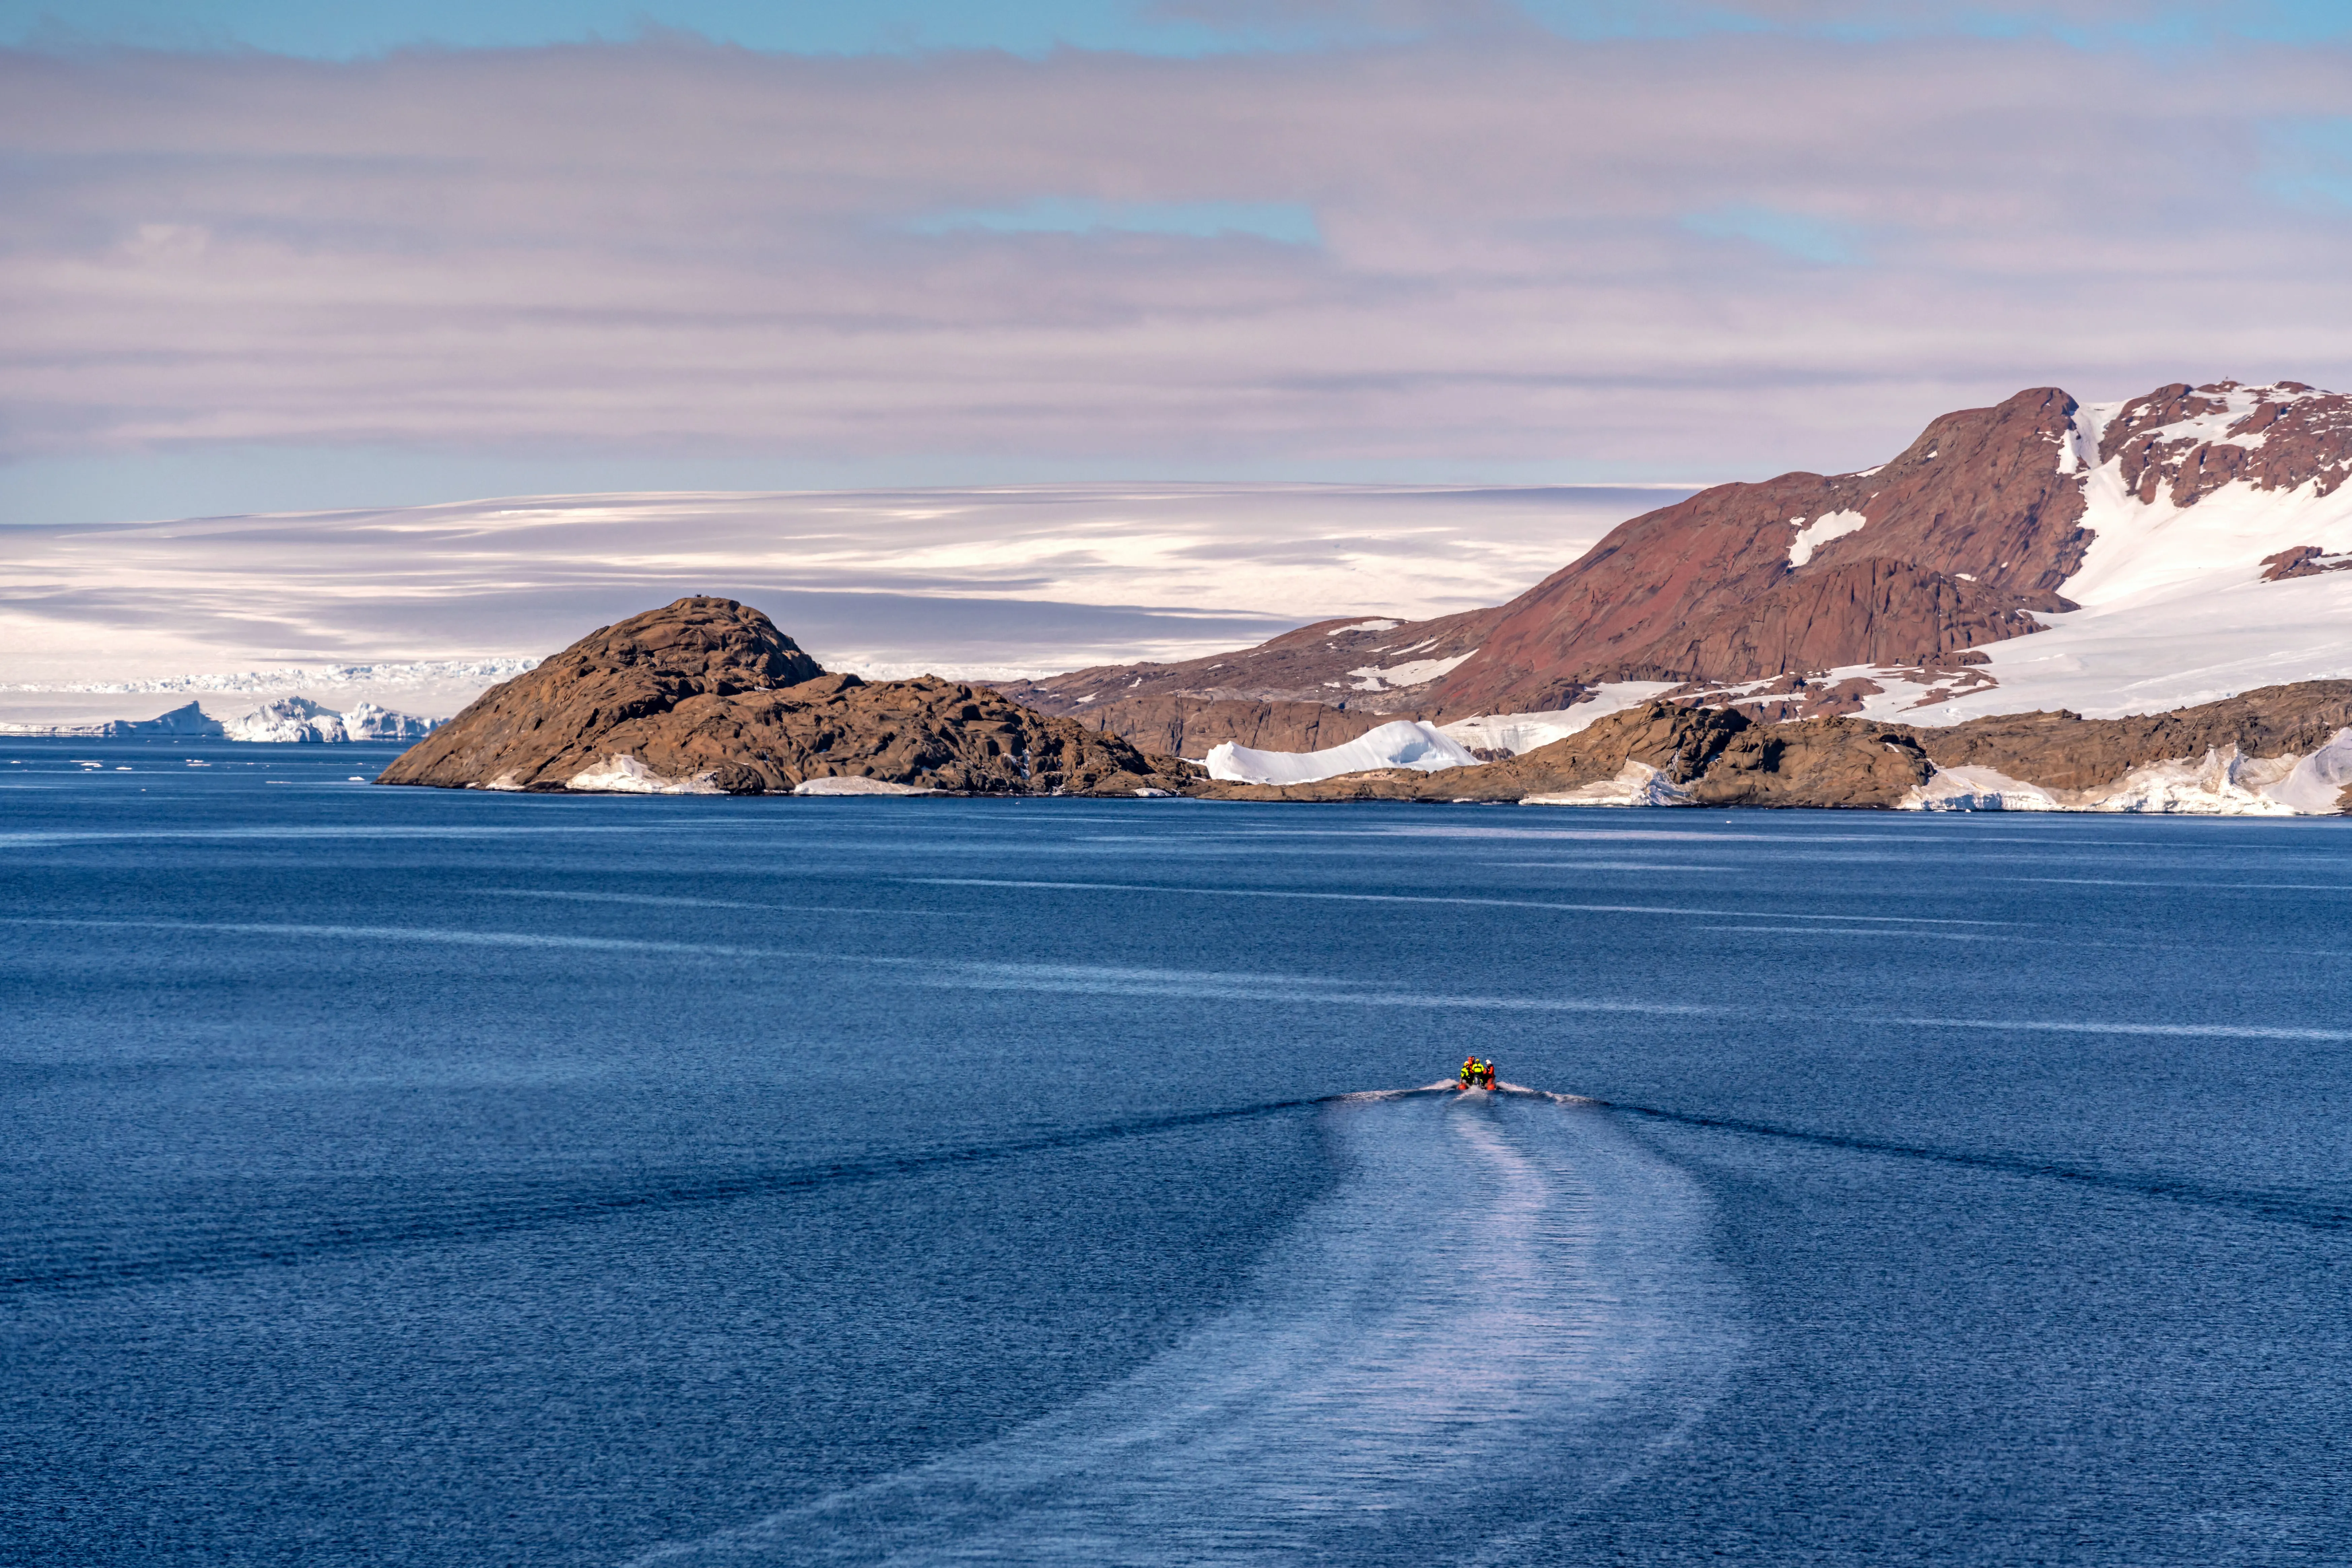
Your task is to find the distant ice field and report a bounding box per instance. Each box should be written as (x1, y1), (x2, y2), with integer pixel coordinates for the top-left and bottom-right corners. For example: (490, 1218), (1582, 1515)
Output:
(0, 483), (1682, 724)
(5, 742), (2351, 1565)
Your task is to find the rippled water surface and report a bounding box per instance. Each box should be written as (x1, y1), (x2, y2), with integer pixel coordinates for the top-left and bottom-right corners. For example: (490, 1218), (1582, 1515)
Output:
(5, 738), (2350, 1565)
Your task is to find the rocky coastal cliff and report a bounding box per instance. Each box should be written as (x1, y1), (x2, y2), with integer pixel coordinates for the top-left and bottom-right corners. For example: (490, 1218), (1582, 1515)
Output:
(376, 598), (1194, 796)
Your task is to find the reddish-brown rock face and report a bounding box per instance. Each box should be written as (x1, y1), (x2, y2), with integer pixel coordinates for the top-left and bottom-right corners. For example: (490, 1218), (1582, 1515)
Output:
(1018, 384), (2130, 733)
(1426, 386), (2092, 713)
(1196, 701), (1937, 808)
(1622, 560), (2045, 683)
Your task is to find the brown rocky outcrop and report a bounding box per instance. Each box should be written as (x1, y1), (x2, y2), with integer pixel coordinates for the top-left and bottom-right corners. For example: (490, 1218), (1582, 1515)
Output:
(2259, 545), (2352, 582)
(376, 597), (1193, 796)
(1056, 694), (1396, 758)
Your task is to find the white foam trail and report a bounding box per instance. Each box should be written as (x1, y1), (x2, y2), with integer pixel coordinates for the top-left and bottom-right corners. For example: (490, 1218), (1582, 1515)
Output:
(917, 963), (1718, 1016)
(633, 1093), (1739, 1565)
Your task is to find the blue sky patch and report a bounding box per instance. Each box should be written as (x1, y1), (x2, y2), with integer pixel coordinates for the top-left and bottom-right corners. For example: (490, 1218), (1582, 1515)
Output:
(1680, 203), (1866, 266)
(2261, 118), (2352, 209)
(15, 0), (2345, 60)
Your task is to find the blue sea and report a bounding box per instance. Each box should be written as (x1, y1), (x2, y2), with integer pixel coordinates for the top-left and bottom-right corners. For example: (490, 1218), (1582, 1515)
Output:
(5, 736), (2350, 1565)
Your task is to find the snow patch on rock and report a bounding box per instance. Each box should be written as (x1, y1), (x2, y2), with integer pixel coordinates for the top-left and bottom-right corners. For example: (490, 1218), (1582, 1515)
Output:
(1788, 510), (1868, 567)
(567, 754), (727, 795)
(2264, 726), (2352, 814)
(1346, 649), (1477, 692)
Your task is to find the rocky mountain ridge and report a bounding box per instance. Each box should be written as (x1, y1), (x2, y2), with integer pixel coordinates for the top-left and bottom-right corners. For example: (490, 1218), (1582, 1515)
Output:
(1013, 379), (2352, 739)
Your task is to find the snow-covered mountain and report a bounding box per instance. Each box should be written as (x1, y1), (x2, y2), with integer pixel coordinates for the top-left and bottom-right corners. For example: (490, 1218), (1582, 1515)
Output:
(1807, 382), (2352, 724)
(1016, 380), (2352, 744)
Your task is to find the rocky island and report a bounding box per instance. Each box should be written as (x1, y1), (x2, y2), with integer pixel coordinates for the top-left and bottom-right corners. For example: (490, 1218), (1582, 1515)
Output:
(375, 598), (1195, 796)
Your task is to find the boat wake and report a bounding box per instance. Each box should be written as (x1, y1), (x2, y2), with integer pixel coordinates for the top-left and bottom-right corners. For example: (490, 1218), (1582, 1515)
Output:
(634, 1089), (1740, 1566)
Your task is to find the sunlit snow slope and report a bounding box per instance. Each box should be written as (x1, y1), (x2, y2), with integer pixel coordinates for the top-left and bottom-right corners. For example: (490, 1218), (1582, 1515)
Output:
(1851, 382), (2352, 723)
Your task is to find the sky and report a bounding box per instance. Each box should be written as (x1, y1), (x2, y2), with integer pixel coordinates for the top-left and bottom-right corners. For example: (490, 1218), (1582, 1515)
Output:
(2, 0), (2349, 528)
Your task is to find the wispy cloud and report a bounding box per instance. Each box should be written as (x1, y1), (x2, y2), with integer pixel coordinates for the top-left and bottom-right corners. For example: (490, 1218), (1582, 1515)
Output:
(911, 199), (1321, 245)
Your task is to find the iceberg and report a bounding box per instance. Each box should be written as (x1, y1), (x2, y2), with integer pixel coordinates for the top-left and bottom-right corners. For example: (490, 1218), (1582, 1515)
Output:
(223, 697), (440, 743)
(0, 700), (227, 739)
(1205, 720), (1482, 786)
(340, 701), (439, 741)
(2, 697), (439, 742)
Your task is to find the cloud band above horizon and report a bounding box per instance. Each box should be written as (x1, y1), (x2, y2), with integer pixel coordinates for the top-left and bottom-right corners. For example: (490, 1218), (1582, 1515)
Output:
(4, 16), (2351, 522)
